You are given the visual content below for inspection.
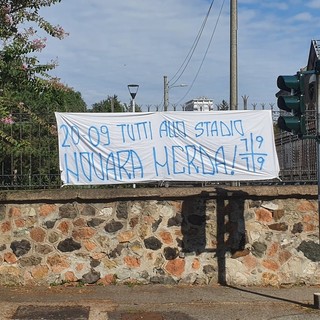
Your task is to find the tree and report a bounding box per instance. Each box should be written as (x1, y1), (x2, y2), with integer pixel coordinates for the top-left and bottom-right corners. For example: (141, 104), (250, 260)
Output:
(217, 100), (229, 111)
(0, 85), (88, 188)
(91, 95), (124, 112)
(0, 0), (69, 145)
(13, 87), (87, 113)
(90, 95), (141, 113)
(0, 1), (87, 188)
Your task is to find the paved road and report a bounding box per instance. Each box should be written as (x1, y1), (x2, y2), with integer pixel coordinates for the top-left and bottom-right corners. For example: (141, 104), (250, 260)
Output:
(1, 284), (320, 319)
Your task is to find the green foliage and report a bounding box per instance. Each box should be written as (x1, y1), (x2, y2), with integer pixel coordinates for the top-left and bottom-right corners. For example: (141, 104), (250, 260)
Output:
(217, 100), (229, 111)
(91, 95), (141, 113)
(0, 0), (87, 188)
(13, 87), (87, 113)
(91, 95), (124, 112)
(0, 0), (68, 121)
(0, 87), (87, 188)
(0, 0), (79, 140)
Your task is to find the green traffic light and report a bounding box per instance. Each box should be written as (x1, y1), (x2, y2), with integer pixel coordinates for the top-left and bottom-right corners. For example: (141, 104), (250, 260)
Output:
(277, 96), (299, 113)
(277, 115), (306, 135)
(276, 71), (306, 138)
(277, 95), (305, 114)
(277, 75), (300, 92)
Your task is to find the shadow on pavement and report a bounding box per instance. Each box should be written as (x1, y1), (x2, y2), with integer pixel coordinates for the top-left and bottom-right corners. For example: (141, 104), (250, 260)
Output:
(108, 311), (197, 320)
(226, 285), (314, 309)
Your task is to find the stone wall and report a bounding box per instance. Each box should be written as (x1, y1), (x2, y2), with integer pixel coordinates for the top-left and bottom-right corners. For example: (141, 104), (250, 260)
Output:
(0, 186), (319, 287)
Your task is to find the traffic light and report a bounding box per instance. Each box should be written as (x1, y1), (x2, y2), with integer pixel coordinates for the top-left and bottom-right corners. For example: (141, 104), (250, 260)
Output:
(276, 72), (306, 137)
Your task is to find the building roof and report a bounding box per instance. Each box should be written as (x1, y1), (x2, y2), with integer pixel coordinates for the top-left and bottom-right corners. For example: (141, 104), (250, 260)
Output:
(307, 40), (320, 71)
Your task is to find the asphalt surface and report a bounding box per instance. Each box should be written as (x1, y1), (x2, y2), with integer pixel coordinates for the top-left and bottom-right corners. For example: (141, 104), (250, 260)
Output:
(1, 284), (320, 320)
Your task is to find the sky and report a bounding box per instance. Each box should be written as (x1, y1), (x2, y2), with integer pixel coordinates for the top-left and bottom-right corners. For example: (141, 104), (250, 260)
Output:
(38, 0), (320, 111)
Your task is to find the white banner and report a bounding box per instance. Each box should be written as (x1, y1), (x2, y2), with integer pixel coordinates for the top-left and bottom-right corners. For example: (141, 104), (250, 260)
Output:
(55, 111), (279, 185)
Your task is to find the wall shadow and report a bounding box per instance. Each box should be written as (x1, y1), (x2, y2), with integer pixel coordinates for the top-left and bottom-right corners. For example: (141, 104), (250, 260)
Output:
(216, 188), (248, 285)
(180, 188), (251, 285)
(181, 196), (207, 255)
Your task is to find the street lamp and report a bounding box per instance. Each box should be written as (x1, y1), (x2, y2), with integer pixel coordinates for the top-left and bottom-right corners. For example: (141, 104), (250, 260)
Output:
(127, 84), (139, 112)
(127, 84), (139, 189)
(163, 76), (187, 111)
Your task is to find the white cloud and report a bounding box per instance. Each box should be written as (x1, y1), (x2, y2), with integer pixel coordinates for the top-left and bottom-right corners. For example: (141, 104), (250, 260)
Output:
(38, 0), (320, 110)
(307, 0), (320, 9)
(261, 2), (289, 11)
(292, 12), (313, 21)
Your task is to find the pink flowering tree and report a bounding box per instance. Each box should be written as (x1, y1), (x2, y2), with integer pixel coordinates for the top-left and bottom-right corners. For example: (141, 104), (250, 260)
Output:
(0, 0), (68, 145)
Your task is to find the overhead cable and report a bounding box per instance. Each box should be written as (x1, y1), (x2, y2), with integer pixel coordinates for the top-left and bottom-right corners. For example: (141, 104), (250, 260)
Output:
(174, 0), (226, 105)
(169, 0), (215, 87)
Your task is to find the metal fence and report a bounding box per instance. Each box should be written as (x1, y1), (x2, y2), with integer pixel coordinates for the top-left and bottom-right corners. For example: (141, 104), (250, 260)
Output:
(0, 110), (61, 189)
(274, 104), (318, 184)
(0, 109), (317, 190)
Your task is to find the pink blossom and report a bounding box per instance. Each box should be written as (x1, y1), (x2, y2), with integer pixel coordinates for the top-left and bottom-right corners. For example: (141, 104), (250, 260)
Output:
(2, 4), (11, 14)
(31, 38), (47, 51)
(21, 63), (28, 71)
(4, 13), (13, 25)
(1, 115), (14, 125)
(52, 25), (69, 39)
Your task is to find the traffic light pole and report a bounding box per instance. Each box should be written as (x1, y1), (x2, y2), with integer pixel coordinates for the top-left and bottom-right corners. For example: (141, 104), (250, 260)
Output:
(317, 72), (320, 242)
(276, 68), (320, 241)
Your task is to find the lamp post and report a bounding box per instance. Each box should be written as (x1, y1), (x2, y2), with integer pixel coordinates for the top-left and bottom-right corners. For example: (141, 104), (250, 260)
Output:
(127, 84), (139, 189)
(127, 84), (139, 112)
(163, 76), (187, 111)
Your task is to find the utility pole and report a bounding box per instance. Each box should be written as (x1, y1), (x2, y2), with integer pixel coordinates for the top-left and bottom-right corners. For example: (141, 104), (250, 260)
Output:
(317, 71), (320, 242)
(164, 75), (169, 112)
(230, 0), (239, 187)
(230, 0), (238, 110)
(111, 96), (114, 112)
(163, 75), (187, 111)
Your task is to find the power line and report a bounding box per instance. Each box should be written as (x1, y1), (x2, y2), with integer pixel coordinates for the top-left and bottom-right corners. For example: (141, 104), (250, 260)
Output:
(174, 0), (226, 106)
(169, 0), (215, 87)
